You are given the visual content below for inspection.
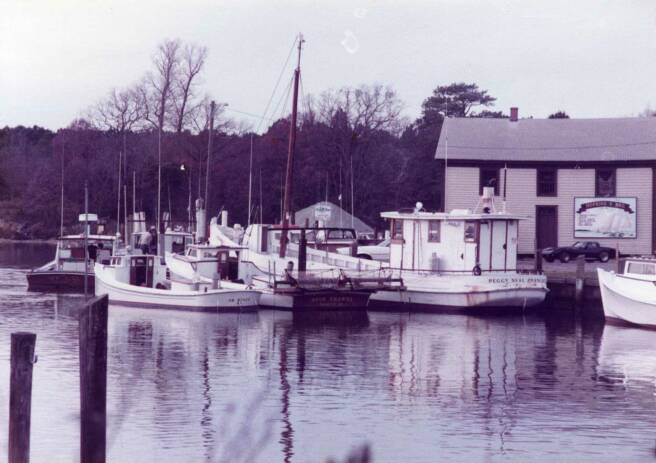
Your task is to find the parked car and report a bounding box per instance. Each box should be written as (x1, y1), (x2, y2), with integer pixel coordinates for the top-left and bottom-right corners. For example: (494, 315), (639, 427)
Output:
(336, 238), (390, 261)
(541, 241), (616, 263)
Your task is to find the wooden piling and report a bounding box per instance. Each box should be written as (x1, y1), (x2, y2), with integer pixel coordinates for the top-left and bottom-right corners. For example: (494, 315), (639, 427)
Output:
(575, 255), (585, 309)
(534, 248), (542, 272)
(8, 332), (37, 463)
(79, 295), (108, 463)
(298, 229), (307, 273)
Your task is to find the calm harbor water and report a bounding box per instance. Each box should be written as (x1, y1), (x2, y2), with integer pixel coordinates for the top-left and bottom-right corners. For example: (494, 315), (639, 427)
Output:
(0, 243), (654, 462)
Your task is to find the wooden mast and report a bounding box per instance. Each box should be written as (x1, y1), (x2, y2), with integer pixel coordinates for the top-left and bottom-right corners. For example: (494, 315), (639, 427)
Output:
(279, 34), (304, 257)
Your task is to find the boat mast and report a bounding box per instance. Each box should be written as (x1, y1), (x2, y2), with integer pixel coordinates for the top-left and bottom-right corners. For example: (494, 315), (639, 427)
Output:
(248, 134), (254, 226)
(60, 141), (65, 238)
(279, 33), (304, 257)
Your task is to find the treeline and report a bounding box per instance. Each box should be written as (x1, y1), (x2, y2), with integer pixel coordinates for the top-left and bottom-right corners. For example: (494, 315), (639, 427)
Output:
(0, 39), (514, 239)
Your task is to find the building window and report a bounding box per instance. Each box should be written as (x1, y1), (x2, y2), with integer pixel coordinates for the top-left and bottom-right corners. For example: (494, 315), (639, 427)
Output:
(596, 168), (616, 197)
(428, 221), (440, 242)
(537, 168), (557, 197)
(391, 219), (403, 240)
(464, 221), (478, 242)
(479, 167), (499, 195)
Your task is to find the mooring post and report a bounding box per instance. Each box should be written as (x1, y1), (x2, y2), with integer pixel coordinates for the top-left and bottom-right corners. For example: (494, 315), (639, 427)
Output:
(298, 229), (307, 273)
(575, 255), (585, 310)
(534, 247), (542, 272)
(8, 332), (37, 463)
(79, 294), (108, 463)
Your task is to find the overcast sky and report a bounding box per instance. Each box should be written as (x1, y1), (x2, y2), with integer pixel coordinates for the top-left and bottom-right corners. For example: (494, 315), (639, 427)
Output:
(2, 0), (656, 130)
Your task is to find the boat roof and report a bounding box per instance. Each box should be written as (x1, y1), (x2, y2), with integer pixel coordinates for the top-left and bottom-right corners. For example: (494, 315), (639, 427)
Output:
(381, 210), (527, 221)
(187, 243), (245, 250)
(60, 234), (116, 241)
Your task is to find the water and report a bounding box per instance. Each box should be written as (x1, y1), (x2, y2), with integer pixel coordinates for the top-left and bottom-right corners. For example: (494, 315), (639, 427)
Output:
(0, 243), (655, 462)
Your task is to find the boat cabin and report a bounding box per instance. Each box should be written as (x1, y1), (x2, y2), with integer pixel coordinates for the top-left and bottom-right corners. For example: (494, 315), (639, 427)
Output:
(381, 207), (524, 274)
(619, 257), (656, 281)
(182, 244), (238, 280)
(56, 235), (116, 271)
(243, 224), (358, 254)
(130, 229), (194, 255)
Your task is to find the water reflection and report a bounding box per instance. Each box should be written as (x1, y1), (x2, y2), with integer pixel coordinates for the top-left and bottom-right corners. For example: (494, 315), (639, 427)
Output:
(0, 244), (654, 461)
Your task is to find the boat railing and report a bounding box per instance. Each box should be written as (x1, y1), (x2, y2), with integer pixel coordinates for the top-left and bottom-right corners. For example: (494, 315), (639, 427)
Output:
(384, 267), (544, 276)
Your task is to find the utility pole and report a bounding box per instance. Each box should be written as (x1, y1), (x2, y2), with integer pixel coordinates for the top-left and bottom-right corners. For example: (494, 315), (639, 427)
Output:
(205, 101), (215, 215)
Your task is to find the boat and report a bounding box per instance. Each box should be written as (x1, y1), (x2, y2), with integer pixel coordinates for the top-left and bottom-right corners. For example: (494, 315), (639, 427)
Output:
(27, 214), (116, 293)
(597, 257), (656, 328)
(94, 250), (259, 312)
(368, 188), (548, 312)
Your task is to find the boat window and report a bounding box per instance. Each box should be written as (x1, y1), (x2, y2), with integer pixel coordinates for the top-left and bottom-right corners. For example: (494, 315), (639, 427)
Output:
(464, 221), (478, 242)
(627, 262), (656, 275)
(203, 251), (215, 258)
(428, 221), (440, 243)
(392, 220), (403, 240)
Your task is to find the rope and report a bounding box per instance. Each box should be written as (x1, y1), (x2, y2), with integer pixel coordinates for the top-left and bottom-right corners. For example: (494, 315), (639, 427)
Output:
(256, 36), (298, 133)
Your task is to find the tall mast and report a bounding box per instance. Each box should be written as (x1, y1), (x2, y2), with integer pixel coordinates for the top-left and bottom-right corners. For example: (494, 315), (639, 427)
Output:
(279, 33), (304, 257)
(247, 134), (254, 226)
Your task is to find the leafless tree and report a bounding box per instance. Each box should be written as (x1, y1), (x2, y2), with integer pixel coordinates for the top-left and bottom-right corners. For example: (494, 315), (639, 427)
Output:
(170, 43), (208, 133)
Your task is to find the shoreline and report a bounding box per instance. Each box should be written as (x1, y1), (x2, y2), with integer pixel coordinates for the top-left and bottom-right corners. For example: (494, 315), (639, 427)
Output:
(0, 238), (57, 244)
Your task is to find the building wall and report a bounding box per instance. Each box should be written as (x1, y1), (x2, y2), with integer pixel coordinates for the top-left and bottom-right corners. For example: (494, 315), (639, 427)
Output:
(445, 165), (652, 254)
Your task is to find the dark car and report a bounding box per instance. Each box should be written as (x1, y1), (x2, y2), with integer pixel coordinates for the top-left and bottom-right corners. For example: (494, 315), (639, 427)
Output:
(541, 241), (616, 263)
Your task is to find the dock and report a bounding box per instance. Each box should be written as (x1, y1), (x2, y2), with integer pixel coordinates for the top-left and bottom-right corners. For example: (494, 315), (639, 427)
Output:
(518, 258), (613, 312)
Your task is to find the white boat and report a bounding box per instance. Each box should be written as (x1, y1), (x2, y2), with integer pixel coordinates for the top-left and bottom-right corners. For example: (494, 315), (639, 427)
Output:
(94, 251), (259, 312)
(368, 189), (548, 312)
(597, 257), (656, 328)
(27, 213), (116, 293)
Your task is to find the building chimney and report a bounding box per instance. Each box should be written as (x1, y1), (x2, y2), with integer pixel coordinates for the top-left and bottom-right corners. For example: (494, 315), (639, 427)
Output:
(510, 107), (518, 122)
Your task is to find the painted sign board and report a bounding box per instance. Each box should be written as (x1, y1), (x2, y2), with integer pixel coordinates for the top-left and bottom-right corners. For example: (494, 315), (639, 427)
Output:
(574, 197), (636, 238)
(314, 204), (332, 221)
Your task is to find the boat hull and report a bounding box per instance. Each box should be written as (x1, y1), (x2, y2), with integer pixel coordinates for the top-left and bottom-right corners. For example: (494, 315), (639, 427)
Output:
(95, 268), (259, 313)
(258, 289), (371, 311)
(27, 271), (94, 293)
(597, 268), (656, 328)
(369, 273), (547, 312)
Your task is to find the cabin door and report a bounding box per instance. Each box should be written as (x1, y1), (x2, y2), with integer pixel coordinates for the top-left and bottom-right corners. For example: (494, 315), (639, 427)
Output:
(536, 206), (558, 250)
(130, 256), (154, 287)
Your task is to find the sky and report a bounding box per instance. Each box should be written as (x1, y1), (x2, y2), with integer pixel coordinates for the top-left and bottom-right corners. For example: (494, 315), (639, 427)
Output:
(2, 0), (656, 130)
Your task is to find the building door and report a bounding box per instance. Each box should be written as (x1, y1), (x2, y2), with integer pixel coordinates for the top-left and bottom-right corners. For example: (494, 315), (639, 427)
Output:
(536, 206), (558, 250)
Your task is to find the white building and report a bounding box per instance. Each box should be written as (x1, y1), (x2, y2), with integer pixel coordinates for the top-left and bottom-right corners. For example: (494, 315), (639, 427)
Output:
(435, 109), (656, 255)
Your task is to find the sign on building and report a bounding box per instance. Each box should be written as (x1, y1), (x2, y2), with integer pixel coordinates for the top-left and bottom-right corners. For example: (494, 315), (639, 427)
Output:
(574, 197), (637, 238)
(314, 203), (332, 221)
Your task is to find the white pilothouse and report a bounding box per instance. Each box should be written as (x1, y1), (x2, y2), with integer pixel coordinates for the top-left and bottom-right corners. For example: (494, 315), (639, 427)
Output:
(368, 187), (548, 311)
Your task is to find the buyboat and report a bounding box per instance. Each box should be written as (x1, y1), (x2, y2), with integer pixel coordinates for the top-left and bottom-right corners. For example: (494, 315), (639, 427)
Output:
(27, 214), (116, 293)
(368, 188), (548, 312)
(597, 257), (656, 328)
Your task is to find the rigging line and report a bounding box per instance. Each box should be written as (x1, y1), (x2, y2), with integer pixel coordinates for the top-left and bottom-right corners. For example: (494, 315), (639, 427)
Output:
(446, 140), (656, 151)
(271, 75), (294, 122)
(299, 74), (312, 119)
(256, 36), (299, 133)
(225, 107), (276, 122)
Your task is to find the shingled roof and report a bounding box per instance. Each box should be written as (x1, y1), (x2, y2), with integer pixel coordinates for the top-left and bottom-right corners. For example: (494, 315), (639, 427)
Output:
(434, 117), (656, 162)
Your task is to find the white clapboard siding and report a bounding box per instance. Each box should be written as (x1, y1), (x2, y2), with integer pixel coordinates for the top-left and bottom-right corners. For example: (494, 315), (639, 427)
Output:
(445, 166), (652, 255)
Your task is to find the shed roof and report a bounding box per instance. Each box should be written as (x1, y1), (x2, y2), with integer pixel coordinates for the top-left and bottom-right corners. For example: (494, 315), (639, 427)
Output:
(294, 201), (373, 234)
(434, 117), (656, 162)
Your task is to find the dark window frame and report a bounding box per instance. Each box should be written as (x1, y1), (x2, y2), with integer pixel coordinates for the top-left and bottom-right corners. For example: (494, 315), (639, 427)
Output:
(428, 221), (440, 242)
(595, 168), (616, 197)
(391, 219), (403, 241)
(479, 167), (500, 196)
(536, 168), (557, 197)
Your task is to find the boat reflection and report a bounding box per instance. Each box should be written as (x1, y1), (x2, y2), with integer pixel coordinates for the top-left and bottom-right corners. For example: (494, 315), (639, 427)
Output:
(597, 323), (656, 388)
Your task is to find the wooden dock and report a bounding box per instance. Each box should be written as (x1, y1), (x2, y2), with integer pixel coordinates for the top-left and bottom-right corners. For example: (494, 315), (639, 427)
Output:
(519, 258), (612, 312)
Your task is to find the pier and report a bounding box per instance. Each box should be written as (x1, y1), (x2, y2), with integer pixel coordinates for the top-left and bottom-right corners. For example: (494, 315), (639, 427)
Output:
(519, 257), (612, 312)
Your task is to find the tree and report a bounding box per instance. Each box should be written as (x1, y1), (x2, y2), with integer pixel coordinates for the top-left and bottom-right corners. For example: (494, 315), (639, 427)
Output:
(418, 82), (496, 128)
(170, 43), (208, 134)
(548, 111), (570, 119)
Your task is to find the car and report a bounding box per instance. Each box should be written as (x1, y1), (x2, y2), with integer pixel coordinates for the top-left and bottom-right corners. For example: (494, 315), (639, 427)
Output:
(541, 241), (616, 263)
(336, 238), (391, 261)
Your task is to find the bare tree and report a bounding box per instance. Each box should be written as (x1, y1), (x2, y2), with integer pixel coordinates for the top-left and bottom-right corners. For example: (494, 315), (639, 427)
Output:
(170, 43), (208, 133)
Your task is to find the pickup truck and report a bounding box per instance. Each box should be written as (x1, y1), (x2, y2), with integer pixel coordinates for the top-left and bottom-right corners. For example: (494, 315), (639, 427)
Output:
(541, 241), (616, 263)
